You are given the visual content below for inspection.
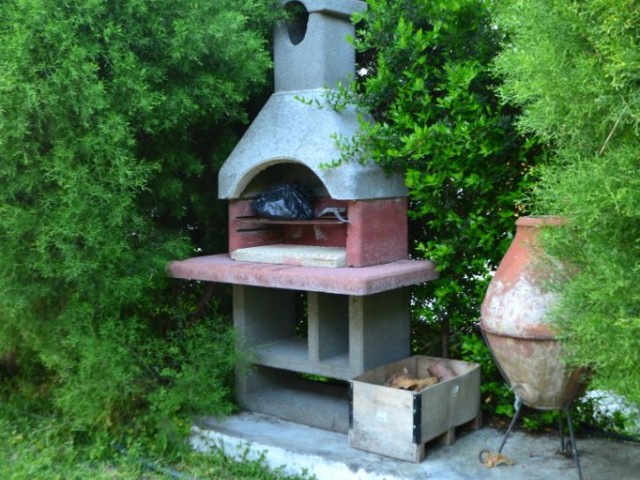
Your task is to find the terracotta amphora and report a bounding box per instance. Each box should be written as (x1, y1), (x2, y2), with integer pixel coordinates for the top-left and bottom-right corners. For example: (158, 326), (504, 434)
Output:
(480, 216), (587, 410)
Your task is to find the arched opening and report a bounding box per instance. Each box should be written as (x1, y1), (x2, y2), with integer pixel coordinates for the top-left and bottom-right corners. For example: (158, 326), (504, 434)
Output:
(239, 161), (328, 199)
(285, 1), (309, 45)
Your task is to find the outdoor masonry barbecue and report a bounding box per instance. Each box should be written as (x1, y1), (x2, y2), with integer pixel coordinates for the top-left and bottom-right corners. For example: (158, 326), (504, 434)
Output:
(167, 0), (438, 433)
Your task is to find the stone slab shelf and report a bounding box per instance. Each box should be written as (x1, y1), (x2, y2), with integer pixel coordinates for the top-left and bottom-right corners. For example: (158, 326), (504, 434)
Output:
(255, 339), (352, 381)
(167, 254), (437, 296)
(231, 245), (348, 268)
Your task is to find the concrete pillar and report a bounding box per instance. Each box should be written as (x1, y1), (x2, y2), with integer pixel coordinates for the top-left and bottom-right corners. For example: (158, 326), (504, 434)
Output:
(349, 289), (411, 372)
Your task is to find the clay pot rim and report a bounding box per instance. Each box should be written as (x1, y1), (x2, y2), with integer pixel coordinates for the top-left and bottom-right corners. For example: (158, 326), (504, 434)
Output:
(516, 215), (565, 228)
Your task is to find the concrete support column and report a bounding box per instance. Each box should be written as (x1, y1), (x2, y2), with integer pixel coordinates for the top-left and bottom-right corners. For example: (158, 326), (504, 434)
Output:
(308, 292), (349, 363)
(349, 289), (411, 373)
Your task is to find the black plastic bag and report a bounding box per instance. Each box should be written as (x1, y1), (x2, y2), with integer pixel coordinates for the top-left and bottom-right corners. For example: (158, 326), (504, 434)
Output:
(251, 182), (314, 220)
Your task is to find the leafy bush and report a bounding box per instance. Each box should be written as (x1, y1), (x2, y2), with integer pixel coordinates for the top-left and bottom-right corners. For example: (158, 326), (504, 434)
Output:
(332, 1), (538, 362)
(0, 0), (276, 446)
(493, 0), (640, 407)
(0, 400), (312, 479)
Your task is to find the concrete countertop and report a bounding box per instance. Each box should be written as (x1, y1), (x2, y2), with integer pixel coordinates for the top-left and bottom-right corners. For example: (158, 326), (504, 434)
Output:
(167, 253), (438, 295)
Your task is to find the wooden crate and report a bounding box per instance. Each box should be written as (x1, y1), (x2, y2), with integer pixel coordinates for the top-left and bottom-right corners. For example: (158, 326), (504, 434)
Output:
(349, 355), (481, 462)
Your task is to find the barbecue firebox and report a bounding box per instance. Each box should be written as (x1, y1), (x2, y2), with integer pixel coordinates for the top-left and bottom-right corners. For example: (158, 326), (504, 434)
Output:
(219, 0), (408, 268)
(168, 0), (437, 433)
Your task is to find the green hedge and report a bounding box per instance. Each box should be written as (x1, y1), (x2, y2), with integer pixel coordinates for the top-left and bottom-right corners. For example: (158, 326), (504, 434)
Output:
(494, 0), (640, 407)
(0, 0), (276, 446)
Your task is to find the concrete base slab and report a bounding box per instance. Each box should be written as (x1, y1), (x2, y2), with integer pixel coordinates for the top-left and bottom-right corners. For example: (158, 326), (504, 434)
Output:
(191, 412), (640, 480)
(231, 244), (347, 268)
